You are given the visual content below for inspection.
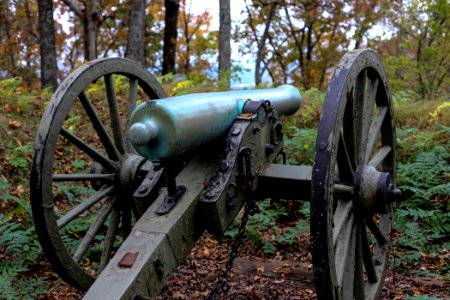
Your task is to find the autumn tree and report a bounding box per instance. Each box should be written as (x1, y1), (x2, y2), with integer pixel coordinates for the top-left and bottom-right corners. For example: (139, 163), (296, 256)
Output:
(243, 0), (280, 86)
(38, 0), (57, 90)
(384, 0), (449, 99)
(61, 0), (103, 61)
(0, 0), (19, 80)
(177, 0), (216, 77)
(219, 0), (231, 86)
(0, 0), (40, 87)
(162, 0), (180, 74)
(239, 0), (349, 88)
(351, 0), (390, 49)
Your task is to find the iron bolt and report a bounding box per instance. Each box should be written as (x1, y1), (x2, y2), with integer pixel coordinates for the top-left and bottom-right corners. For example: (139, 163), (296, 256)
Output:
(226, 199), (236, 211)
(265, 144), (275, 156)
(138, 186), (148, 193)
(232, 128), (241, 136)
(220, 162), (229, 172)
(204, 190), (216, 199)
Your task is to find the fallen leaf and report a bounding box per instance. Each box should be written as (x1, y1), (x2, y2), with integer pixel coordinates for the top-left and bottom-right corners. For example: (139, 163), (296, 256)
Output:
(8, 119), (21, 128)
(16, 184), (24, 195)
(173, 291), (185, 299)
(273, 279), (284, 284)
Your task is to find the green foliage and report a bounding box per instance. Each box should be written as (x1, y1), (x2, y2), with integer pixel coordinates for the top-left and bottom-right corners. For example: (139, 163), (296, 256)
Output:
(216, 65), (244, 91)
(396, 125), (450, 162)
(6, 145), (31, 179)
(397, 146), (450, 201)
(7, 145), (31, 172)
(394, 146), (450, 269)
(392, 89), (421, 104)
(384, 0), (450, 99)
(283, 128), (316, 165)
(0, 178), (31, 217)
(282, 88), (324, 130)
(0, 78), (47, 111)
(0, 77), (24, 96)
(225, 200), (310, 255)
(384, 56), (418, 95)
(0, 179), (47, 299)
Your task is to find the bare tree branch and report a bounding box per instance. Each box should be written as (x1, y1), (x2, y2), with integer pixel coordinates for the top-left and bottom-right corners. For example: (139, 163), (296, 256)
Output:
(61, 0), (83, 16)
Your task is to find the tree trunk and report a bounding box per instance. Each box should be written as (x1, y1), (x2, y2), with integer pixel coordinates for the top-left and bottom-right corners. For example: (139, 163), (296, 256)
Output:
(218, 0), (231, 86)
(84, 0), (100, 61)
(255, 2), (278, 86)
(37, 0), (57, 91)
(61, 0), (100, 61)
(125, 0), (146, 64)
(162, 0), (180, 74)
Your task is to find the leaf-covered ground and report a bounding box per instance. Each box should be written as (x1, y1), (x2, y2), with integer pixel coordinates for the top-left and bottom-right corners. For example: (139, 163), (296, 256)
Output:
(5, 229), (448, 299)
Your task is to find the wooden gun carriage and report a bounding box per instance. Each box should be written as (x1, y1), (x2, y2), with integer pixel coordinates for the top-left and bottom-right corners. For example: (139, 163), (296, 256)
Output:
(30, 49), (401, 299)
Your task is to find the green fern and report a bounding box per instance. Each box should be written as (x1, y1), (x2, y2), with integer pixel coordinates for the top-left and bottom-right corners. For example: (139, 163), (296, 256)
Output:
(0, 179), (47, 299)
(394, 145), (450, 269)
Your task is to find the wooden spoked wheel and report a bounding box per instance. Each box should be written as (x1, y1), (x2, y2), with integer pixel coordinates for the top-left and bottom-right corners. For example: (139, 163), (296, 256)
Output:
(311, 49), (398, 299)
(30, 58), (166, 290)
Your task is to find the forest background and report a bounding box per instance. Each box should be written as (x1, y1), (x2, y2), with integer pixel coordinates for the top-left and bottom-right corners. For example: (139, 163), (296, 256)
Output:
(0, 0), (449, 299)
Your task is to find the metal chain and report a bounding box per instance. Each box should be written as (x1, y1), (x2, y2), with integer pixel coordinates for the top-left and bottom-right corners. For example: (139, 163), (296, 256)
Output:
(204, 149), (259, 300)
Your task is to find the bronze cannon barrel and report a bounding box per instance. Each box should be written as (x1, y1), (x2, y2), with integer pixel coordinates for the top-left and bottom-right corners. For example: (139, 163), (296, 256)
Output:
(128, 84), (301, 161)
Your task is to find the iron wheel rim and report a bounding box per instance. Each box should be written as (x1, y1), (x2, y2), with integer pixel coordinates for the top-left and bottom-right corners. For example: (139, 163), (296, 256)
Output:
(30, 58), (166, 290)
(311, 49), (396, 300)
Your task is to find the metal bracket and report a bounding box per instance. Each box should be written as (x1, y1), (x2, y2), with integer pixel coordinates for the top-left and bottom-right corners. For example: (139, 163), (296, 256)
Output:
(133, 162), (163, 200)
(155, 185), (186, 215)
(155, 165), (186, 215)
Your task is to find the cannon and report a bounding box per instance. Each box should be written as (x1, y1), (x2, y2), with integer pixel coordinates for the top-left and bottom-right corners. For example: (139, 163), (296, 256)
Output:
(30, 49), (400, 300)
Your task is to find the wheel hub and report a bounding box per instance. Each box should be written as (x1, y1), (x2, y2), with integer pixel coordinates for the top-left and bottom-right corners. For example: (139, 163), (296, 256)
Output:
(117, 154), (148, 192)
(355, 165), (400, 216)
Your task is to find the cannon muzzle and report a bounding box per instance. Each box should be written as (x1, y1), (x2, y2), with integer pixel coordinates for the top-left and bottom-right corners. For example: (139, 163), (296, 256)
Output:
(128, 85), (301, 161)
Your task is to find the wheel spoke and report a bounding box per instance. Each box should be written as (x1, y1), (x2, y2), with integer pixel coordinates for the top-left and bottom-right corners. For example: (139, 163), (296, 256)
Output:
(98, 205), (120, 273)
(60, 127), (116, 171)
(359, 78), (379, 163)
(127, 78), (138, 122)
(365, 217), (386, 246)
(57, 185), (114, 229)
(333, 200), (353, 248)
(337, 132), (355, 183)
(354, 222), (366, 300)
(105, 74), (126, 154)
(126, 78), (138, 152)
(361, 222), (378, 283)
(365, 106), (388, 163)
(353, 70), (367, 164)
(72, 198), (115, 263)
(368, 145), (391, 168)
(343, 88), (357, 168)
(79, 92), (121, 160)
(53, 173), (115, 182)
(336, 218), (357, 292)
